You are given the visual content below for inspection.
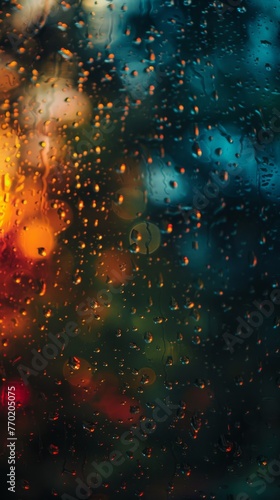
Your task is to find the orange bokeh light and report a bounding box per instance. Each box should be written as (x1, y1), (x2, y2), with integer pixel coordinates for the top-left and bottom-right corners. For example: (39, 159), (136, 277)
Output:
(16, 218), (55, 260)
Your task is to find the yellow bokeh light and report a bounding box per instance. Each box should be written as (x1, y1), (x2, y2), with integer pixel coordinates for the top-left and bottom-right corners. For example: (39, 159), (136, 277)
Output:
(129, 221), (161, 254)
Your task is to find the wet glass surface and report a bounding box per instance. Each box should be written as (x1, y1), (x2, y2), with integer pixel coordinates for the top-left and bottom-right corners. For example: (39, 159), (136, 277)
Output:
(0, 1), (280, 499)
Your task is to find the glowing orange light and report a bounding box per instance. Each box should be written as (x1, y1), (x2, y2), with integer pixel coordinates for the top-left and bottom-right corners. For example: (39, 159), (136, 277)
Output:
(16, 218), (55, 260)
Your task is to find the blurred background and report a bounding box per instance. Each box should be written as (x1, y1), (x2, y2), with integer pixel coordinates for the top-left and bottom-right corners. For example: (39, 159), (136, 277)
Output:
(0, 0), (280, 499)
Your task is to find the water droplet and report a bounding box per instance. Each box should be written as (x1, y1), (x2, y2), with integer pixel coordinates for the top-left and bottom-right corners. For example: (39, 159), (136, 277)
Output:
(144, 332), (153, 343)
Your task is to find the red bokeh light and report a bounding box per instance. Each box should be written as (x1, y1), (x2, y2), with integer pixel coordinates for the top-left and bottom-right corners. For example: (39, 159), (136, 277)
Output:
(0, 379), (30, 409)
